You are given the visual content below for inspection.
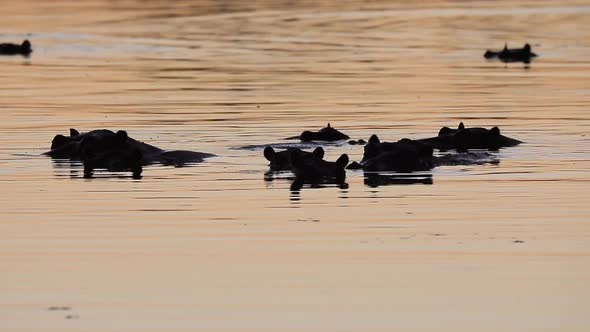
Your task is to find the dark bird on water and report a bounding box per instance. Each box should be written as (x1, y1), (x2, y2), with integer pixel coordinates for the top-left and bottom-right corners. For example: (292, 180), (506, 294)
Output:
(0, 39), (32, 56)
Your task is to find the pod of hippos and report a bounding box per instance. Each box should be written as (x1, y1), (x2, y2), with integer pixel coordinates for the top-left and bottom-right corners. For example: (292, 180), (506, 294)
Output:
(264, 122), (521, 189)
(45, 122), (521, 188)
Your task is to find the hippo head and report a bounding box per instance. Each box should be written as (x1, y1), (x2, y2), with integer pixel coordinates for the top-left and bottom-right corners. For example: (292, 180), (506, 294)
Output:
(264, 146), (324, 171)
(50, 134), (72, 151)
(289, 151), (349, 190)
(80, 130), (129, 159)
(48, 128), (87, 158)
(454, 125), (502, 150)
(438, 122), (465, 136)
(290, 150), (348, 176)
(80, 130), (143, 178)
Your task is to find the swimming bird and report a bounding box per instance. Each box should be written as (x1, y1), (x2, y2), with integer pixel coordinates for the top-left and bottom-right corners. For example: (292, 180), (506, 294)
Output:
(0, 40), (32, 56)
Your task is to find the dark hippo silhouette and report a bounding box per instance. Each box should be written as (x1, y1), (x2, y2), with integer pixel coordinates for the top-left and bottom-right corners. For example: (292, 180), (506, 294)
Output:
(47, 129), (117, 159)
(356, 135), (435, 172)
(287, 123), (350, 142)
(348, 134), (499, 172)
(264, 146), (324, 171)
(361, 135), (433, 163)
(78, 130), (143, 178)
(484, 43), (537, 64)
(44, 128), (214, 177)
(418, 122), (521, 151)
(289, 150), (349, 190)
(0, 40), (32, 56)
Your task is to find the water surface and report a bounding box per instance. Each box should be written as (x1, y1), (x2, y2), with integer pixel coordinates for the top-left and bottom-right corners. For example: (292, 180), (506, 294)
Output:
(1, 1), (590, 331)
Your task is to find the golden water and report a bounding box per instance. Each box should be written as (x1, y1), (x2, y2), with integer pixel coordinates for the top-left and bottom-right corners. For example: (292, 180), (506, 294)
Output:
(1, 1), (589, 331)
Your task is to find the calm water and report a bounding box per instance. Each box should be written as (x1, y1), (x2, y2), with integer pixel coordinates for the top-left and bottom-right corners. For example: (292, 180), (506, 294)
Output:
(1, 1), (590, 331)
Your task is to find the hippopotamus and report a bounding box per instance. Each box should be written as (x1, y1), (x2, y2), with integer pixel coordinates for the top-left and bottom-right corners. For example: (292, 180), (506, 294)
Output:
(78, 130), (143, 178)
(418, 122), (522, 151)
(44, 128), (215, 177)
(263, 146), (325, 171)
(286, 123), (350, 142)
(289, 150), (349, 190)
(484, 43), (537, 64)
(361, 135), (434, 163)
(0, 40), (32, 56)
(347, 134), (499, 172)
(353, 135), (435, 172)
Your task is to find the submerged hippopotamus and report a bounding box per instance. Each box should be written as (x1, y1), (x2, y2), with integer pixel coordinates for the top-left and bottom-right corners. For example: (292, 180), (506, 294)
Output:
(0, 40), (32, 56)
(484, 43), (537, 64)
(347, 134), (498, 172)
(418, 122), (522, 151)
(44, 128), (214, 177)
(352, 135), (435, 172)
(289, 150), (349, 190)
(263, 145), (348, 189)
(264, 146), (325, 171)
(286, 123), (350, 142)
(79, 130), (143, 178)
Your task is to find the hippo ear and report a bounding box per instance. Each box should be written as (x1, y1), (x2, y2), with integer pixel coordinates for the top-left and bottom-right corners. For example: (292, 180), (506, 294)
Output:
(313, 147), (324, 159)
(327, 123), (331, 128)
(490, 126), (501, 136)
(70, 128), (80, 137)
(116, 130), (128, 142)
(368, 134), (380, 144)
(263, 146), (275, 161)
(503, 43), (508, 51)
(336, 154), (349, 168)
(458, 122), (465, 130)
(438, 127), (453, 136)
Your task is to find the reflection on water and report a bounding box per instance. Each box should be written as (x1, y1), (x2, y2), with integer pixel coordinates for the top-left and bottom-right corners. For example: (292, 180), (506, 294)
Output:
(363, 172), (434, 187)
(1, 0), (590, 331)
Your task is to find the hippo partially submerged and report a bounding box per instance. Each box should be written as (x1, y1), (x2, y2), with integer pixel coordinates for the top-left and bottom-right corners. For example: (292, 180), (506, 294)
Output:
(358, 135), (435, 172)
(44, 128), (214, 177)
(0, 40), (32, 56)
(418, 122), (522, 151)
(263, 145), (348, 189)
(484, 43), (537, 64)
(347, 134), (499, 172)
(289, 150), (349, 190)
(78, 130), (143, 178)
(263, 146), (325, 172)
(287, 123), (350, 142)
